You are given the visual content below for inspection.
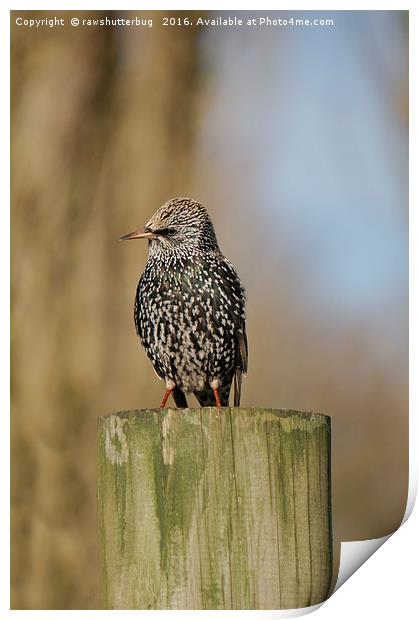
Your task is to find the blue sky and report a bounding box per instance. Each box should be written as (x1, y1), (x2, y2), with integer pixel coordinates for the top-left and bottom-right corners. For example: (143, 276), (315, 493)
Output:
(198, 11), (407, 319)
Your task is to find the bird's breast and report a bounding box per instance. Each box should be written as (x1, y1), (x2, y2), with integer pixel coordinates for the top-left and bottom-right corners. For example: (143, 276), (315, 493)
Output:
(135, 254), (241, 390)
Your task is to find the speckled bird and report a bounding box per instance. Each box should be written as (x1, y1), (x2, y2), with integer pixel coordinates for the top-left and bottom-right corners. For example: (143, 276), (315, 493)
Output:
(121, 197), (248, 408)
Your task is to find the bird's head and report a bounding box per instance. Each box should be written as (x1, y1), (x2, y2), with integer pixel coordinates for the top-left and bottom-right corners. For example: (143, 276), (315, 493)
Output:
(120, 197), (220, 255)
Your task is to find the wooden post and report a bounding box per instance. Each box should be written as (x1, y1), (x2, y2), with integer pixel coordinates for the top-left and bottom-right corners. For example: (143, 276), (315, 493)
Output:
(98, 408), (332, 610)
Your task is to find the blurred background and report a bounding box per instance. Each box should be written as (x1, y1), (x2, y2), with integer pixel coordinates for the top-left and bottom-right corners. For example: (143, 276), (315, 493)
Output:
(11, 10), (408, 610)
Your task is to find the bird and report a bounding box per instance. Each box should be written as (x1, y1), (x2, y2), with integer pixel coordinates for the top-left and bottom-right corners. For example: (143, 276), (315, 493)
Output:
(121, 197), (247, 409)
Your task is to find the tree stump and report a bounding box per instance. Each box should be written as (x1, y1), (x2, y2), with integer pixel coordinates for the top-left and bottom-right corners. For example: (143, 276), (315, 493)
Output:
(98, 407), (332, 609)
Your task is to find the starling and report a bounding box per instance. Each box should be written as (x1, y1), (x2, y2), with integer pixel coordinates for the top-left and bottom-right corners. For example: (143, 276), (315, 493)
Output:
(121, 197), (247, 408)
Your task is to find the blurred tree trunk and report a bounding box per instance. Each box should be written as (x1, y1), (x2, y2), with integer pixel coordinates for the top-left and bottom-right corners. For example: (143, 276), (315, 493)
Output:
(11, 10), (204, 609)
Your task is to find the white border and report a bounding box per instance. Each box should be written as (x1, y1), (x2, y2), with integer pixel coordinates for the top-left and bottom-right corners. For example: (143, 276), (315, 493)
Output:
(4, 2), (416, 617)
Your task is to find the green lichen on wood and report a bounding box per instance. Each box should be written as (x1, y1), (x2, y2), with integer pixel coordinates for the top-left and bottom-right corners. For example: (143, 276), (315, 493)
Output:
(98, 408), (332, 610)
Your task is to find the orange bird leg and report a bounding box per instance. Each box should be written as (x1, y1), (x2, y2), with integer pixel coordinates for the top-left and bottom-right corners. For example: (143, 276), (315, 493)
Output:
(212, 386), (222, 408)
(160, 388), (173, 408)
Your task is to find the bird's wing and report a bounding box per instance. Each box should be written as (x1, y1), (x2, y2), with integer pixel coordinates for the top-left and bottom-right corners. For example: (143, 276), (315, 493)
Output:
(219, 258), (248, 407)
(234, 322), (247, 406)
(238, 322), (248, 374)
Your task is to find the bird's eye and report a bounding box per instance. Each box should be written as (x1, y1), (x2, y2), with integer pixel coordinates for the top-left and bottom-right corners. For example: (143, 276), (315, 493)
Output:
(155, 227), (176, 237)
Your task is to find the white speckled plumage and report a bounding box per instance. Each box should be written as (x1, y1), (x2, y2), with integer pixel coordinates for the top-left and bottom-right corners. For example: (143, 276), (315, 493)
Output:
(127, 197), (247, 407)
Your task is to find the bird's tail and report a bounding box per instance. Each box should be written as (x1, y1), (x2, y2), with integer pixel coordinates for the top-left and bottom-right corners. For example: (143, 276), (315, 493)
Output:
(233, 369), (242, 407)
(172, 387), (188, 408)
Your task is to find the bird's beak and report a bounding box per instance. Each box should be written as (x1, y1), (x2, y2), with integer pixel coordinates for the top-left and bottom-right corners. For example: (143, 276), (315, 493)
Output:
(120, 227), (157, 241)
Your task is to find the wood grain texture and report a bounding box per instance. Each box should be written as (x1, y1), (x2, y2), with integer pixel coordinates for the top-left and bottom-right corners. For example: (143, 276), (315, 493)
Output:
(98, 408), (332, 610)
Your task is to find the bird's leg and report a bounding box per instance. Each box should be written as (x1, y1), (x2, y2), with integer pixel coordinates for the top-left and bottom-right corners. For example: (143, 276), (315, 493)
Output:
(160, 389), (172, 408)
(213, 388), (222, 408)
(211, 379), (222, 408)
(160, 380), (176, 408)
